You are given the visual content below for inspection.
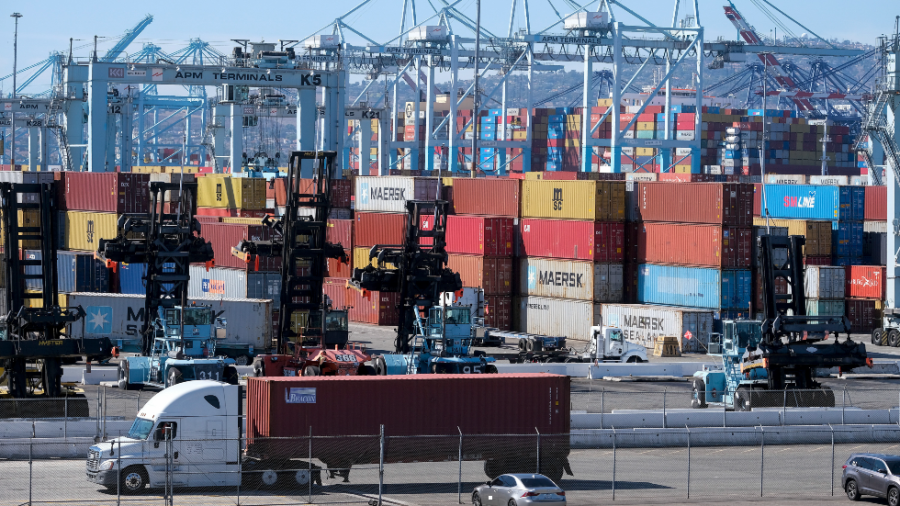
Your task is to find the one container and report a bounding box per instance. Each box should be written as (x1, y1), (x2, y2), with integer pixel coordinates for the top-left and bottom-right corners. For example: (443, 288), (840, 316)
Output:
(513, 295), (600, 341)
(638, 182), (753, 226)
(324, 282), (400, 325)
(326, 219), (353, 249)
(273, 178), (352, 208)
(751, 225), (788, 268)
(600, 304), (715, 353)
(452, 178), (520, 217)
(326, 252), (352, 279)
(751, 217), (833, 257)
(203, 222), (281, 271)
(838, 186), (866, 222)
(637, 264), (751, 310)
(636, 223), (752, 268)
(845, 298), (883, 334)
(753, 269), (789, 313)
(805, 299), (845, 317)
(353, 247), (397, 270)
(422, 215), (515, 257)
(484, 295), (512, 330)
(355, 176), (439, 213)
(832, 222), (864, 259)
(188, 265), (283, 305)
(0, 171), (56, 204)
(447, 254), (513, 295)
(117, 262), (147, 294)
(762, 184), (840, 221)
(844, 265), (885, 300)
(809, 175), (848, 186)
(519, 219), (624, 262)
(518, 257), (622, 302)
(197, 176), (267, 210)
(520, 180), (625, 221)
(58, 211), (119, 251)
(804, 265), (846, 300)
(865, 186), (887, 221)
(56, 250), (110, 293)
(58, 173), (151, 213)
(354, 212), (407, 248)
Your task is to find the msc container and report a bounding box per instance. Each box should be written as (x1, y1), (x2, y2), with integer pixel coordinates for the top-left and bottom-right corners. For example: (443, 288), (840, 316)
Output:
(519, 219), (624, 262)
(600, 304), (715, 353)
(519, 258), (622, 303)
(354, 176), (439, 213)
(354, 212), (407, 248)
(865, 186), (887, 221)
(804, 266), (845, 300)
(638, 182), (753, 226)
(58, 173), (151, 213)
(58, 211), (119, 251)
(326, 219), (353, 249)
(845, 265), (885, 300)
(447, 254), (513, 295)
(514, 295), (600, 342)
(422, 215), (514, 257)
(202, 222), (280, 271)
(751, 225), (788, 267)
(751, 218), (832, 257)
(805, 299), (845, 317)
(636, 223), (752, 268)
(845, 298), (883, 334)
(197, 175), (267, 210)
(762, 184), (840, 221)
(452, 178), (520, 217)
(66, 292), (272, 353)
(188, 265), (283, 305)
(637, 264), (751, 310)
(520, 180), (625, 221)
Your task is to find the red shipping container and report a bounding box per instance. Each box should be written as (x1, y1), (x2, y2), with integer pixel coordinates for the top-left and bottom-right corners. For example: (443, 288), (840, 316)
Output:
(420, 215), (515, 257)
(196, 207), (272, 218)
(845, 265), (885, 300)
(845, 298), (883, 334)
(639, 182), (754, 226)
(58, 172), (150, 213)
(865, 186), (887, 221)
(447, 254), (513, 295)
(322, 277), (348, 309)
(350, 289), (400, 326)
(519, 219), (623, 262)
(326, 251), (352, 278)
(483, 295), (512, 330)
(203, 222), (281, 271)
(327, 219), (353, 249)
(354, 212), (407, 248)
(636, 223), (752, 268)
(273, 178), (352, 208)
(804, 256), (832, 266)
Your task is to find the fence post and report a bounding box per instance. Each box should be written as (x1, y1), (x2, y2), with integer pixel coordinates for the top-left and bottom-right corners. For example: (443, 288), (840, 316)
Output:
(723, 390), (727, 428)
(830, 424), (835, 497)
(29, 439), (33, 506)
(117, 439), (121, 506)
(457, 427), (463, 505)
(600, 389), (605, 428)
(64, 396), (68, 439)
(535, 428), (541, 474)
(663, 388), (668, 429)
(379, 426), (386, 506)
(843, 389), (847, 425)
(96, 389), (100, 439)
(611, 426), (617, 501)
(759, 427), (765, 498)
(686, 425), (691, 499)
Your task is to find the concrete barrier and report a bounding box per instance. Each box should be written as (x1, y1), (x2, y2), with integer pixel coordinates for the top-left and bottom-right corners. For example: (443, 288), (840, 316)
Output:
(495, 362), (709, 378)
(61, 365), (256, 386)
(0, 420), (132, 439)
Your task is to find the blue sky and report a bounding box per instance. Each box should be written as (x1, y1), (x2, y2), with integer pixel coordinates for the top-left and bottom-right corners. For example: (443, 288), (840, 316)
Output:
(0, 0), (895, 94)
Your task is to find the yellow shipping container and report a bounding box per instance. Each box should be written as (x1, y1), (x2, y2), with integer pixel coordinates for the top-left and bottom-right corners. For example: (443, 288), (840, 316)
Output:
(512, 131), (527, 140)
(597, 98), (614, 107)
(524, 172), (546, 180)
(353, 247), (397, 270)
(635, 147), (654, 156)
(442, 177), (454, 187)
(520, 180), (625, 221)
(221, 217), (267, 225)
(197, 176), (266, 210)
(751, 217), (832, 256)
(59, 211), (120, 252)
(636, 121), (655, 131)
(0, 209), (44, 249)
(24, 291), (67, 309)
(674, 165), (692, 173)
(564, 139), (580, 147)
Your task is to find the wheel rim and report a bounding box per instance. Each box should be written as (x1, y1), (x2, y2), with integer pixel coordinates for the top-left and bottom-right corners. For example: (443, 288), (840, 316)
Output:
(473, 493), (481, 505)
(295, 469), (310, 485)
(124, 472), (142, 491)
(235, 355), (249, 366)
(261, 470), (278, 486)
(891, 488), (898, 504)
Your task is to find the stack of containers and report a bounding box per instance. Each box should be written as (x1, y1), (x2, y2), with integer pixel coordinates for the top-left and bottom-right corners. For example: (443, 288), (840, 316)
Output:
(197, 175), (269, 217)
(514, 179), (625, 341)
(863, 185), (887, 266)
(531, 108), (548, 171)
(480, 113), (497, 172)
(546, 112), (565, 171)
(844, 265), (885, 333)
(804, 265), (846, 317)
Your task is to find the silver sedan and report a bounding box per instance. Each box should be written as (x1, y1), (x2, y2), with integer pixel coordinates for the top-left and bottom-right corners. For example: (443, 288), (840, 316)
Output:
(472, 474), (566, 506)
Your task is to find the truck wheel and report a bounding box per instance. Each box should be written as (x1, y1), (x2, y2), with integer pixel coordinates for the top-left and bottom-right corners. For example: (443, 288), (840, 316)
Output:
(485, 365), (498, 374)
(224, 366), (239, 385)
(626, 356), (642, 363)
(260, 469), (279, 487)
(375, 356), (387, 375)
(294, 469), (311, 486)
(119, 465), (148, 494)
(691, 378), (708, 409)
(118, 362), (130, 391)
(734, 387), (751, 412)
(234, 355), (250, 366)
(358, 364), (377, 376)
(518, 340), (526, 351)
(890, 329), (900, 348)
(167, 368), (183, 387)
(303, 365), (321, 376)
(524, 340), (534, 352)
(873, 328), (885, 346)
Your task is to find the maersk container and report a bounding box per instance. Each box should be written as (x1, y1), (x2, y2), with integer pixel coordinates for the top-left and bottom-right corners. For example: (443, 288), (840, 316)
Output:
(805, 299), (845, 317)
(763, 184), (840, 221)
(804, 266), (845, 300)
(600, 304), (714, 353)
(355, 176), (439, 213)
(513, 295), (601, 342)
(188, 265), (282, 306)
(518, 257), (622, 302)
(637, 264), (751, 310)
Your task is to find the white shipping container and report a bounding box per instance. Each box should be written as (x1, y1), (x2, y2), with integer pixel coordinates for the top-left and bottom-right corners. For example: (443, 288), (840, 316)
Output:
(626, 173), (657, 181)
(188, 265), (283, 305)
(765, 174), (806, 185)
(600, 304), (715, 353)
(514, 296), (601, 342)
(675, 130), (695, 141)
(563, 11), (609, 30)
(849, 176), (867, 186)
(519, 258), (622, 302)
(809, 175), (848, 186)
(864, 221), (887, 233)
(804, 266), (846, 300)
(0, 171), (55, 203)
(408, 25), (449, 41)
(355, 176), (439, 213)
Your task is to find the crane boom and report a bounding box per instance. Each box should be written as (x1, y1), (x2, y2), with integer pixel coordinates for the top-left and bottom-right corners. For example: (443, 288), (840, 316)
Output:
(101, 14), (154, 62)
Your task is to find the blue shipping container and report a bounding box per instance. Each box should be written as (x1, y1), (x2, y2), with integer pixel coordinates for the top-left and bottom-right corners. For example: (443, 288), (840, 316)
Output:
(721, 269), (753, 310)
(839, 186), (865, 222)
(118, 262), (175, 294)
(764, 184), (840, 221)
(637, 264), (752, 310)
(832, 222), (864, 258)
(22, 250), (43, 290)
(57, 250), (110, 293)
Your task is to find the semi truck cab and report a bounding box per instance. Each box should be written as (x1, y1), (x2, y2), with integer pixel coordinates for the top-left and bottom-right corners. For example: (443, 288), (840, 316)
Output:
(585, 326), (647, 362)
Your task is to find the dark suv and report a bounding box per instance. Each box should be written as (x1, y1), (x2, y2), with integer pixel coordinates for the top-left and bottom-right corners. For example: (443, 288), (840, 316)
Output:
(843, 453), (900, 505)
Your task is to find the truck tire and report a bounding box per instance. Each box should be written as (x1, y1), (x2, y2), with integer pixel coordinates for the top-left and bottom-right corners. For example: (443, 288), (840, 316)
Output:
(890, 329), (900, 348)
(485, 364), (498, 374)
(518, 340), (526, 351)
(224, 366), (239, 385)
(167, 368), (183, 387)
(691, 378), (708, 409)
(303, 365), (321, 376)
(119, 465), (148, 494)
(375, 356), (387, 375)
(260, 469), (280, 487)
(734, 387), (751, 411)
(873, 328), (885, 346)
(524, 340), (534, 352)
(626, 356), (643, 363)
(234, 355), (250, 366)
(358, 364), (377, 376)
(118, 362), (130, 391)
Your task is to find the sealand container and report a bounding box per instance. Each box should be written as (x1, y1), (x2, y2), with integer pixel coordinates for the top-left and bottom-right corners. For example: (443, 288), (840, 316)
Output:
(638, 182), (753, 226)
(451, 178), (520, 217)
(519, 257), (622, 302)
(600, 304), (715, 353)
(761, 184), (840, 221)
(751, 225), (788, 267)
(865, 186), (886, 221)
(805, 299), (845, 317)
(355, 176), (439, 213)
(804, 266), (845, 300)
(519, 219), (624, 262)
(637, 264), (751, 310)
(447, 254), (513, 295)
(520, 180), (625, 221)
(636, 223), (752, 268)
(327, 219), (353, 249)
(845, 298), (883, 334)
(197, 175), (267, 210)
(751, 217), (832, 256)
(58, 211), (120, 252)
(58, 172), (151, 214)
(844, 265), (885, 300)
(354, 212), (407, 248)
(514, 295), (600, 342)
(421, 215), (515, 257)
(202, 222), (280, 271)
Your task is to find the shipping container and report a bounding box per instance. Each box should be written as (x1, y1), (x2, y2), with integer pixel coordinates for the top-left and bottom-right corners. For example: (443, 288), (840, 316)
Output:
(421, 215), (515, 256)
(198, 176), (267, 210)
(326, 251), (352, 279)
(117, 262), (147, 294)
(452, 178), (520, 217)
(519, 219), (623, 262)
(353, 247), (397, 270)
(354, 176), (439, 213)
(638, 182), (753, 226)
(804, 266), (845, 300)
(514, 295), (600, 341)
(832, 222), (864, 258)
(751, 225), (788, 267)
(196, 207), (272, 218)
(751, 218), (832, 256)
(202, 222), (280, 271)
(0, 171), (56, 204)
(865, 186), (887, 221)
(600, 304), (715, 353)
(447, 254), (513, 295)
(761, 184), (840, 221)
(625, 180), (642, 222)
(484, 295), (512, 330)
(518, 257), (623, 303)
(354, 212), (407, 248)
(637, 264), (751, 310)
(327, 219), (353, 249)
(805, 299), (845, 317)
(58, 173), (151, 214)
(58, 211), (119, 252)
(636, 223), (752, 268)
(845, 298), (883, 334)
(844, 265), (885, 300)
(754, 269), (789, 313)
(323, 282), (400, 325)
(188, 265), (283, 305)
(520, 180), (625, 221)
(272, 178), (352, 208)
(57, 250), (110, 293)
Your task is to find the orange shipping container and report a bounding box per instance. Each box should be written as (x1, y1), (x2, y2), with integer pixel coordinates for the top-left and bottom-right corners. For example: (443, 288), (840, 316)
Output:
(447, 254), (513, 295)
(845, 265), (885, 300)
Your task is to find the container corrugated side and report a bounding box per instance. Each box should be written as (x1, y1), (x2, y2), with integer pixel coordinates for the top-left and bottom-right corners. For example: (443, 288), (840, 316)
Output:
(447, 254), (513, 295)
(484, 295), (512, 330)
(637, 264), (751, 310)
(423, 215), (515, 257)
(845, 266), (885, 300)
(636, 223), (752, 268)
(203, 222), (280, 271)
(804, 266), (846, 300)
(514, 295), (600, 341)
(518, 258), (622, 302)
(452, 178), (520, 217)
(59, 173), (150, 213)
(751, 226), (788, 267)
(865, 186), (887, 221)
(845, 298), (883, 333)
(354, 247), (397, 270)
(519, 219), (624, 262)
(639, 182), (753, 226)
(57, 250), (109, 293)
(751, 217), (832, 256)
(58, 211), (120, 252)
(600, 304), (715, 352)
(521, 180), (625, 221)
(805, 299), (845, 316)
(355, 176), (439, 213)
(833, 222), (864, 259)
(354, 212), (407, 248)
(327, 219), (353, 249)
(762, 184), (840, 221)
(198, 176), (266, 209)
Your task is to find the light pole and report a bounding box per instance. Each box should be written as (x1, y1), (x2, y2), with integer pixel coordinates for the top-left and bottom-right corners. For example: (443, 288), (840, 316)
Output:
(470, 0), (481, 177)
(10, 12), (22, 169)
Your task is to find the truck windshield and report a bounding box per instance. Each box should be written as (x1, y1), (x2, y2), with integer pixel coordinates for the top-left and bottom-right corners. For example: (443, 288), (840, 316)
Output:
(734, 324), (762, 348)
(127, 418), (155, 440)
(436, 308), (470, 325)
(325, 311), (348, 331)
(166, 308), (213, 326)
(609, 329), (623, 342)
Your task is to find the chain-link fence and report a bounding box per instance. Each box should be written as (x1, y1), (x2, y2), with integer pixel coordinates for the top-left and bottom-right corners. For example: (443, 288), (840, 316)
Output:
(3, 427), (900, 505)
